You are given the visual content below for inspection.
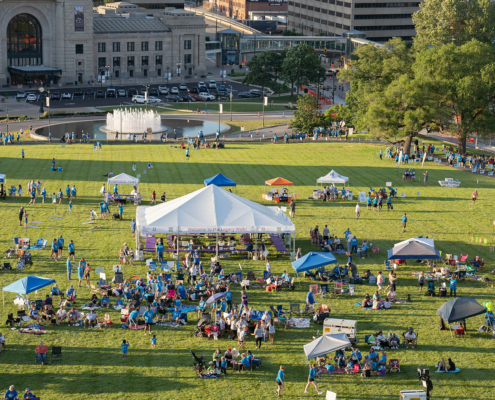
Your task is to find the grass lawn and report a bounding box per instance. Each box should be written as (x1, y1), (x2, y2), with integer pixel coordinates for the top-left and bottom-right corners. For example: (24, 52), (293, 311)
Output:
(0, 142), (493, 399)
(226, 120), (288, 136)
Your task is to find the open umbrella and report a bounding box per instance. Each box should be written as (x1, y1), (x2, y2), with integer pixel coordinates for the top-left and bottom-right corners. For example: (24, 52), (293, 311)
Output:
(206, 292), (227, 305)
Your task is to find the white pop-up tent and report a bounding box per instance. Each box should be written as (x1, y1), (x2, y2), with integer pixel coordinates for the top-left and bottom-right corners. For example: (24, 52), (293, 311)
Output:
(106, 173), (140, 193)
(317, 170), (349, 186)
(395, 237), (434, 248)
(303, 333), (351, 360)
(0, 174), (6, 184)
(135, 184), (296, 257)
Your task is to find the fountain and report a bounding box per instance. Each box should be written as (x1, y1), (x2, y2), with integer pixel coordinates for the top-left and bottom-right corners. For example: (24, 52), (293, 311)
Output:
(105, 108), (162, 133)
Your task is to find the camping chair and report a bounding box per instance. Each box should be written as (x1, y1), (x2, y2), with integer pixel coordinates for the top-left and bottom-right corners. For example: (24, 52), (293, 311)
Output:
(166, 289), (176, 300)
(309, 284), (320, 295)
(164, 274), (172, 281)
(49, 346), (62, 364)
(2, 262), (12, 271)
(148, 262), (157, 272)
(388, 359), (400, 372)
(247, 271), (256, 281)
(289, 303), (300, 317)
(235, 272), (242, 282)
(320, 284), (329, 296)
(459, 254), (468, 264)
(351, 364), (360, 373)
(384, 260), (391, 270)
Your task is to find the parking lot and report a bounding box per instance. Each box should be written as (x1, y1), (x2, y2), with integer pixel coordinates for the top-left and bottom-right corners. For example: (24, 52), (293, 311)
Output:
(5, 80), (264, 109)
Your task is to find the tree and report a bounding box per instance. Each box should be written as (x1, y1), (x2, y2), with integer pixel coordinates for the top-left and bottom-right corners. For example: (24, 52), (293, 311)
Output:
(290, 95), (319, 134)
(414, 40), (495, 154)
(281, 44), (326, 97)
(413, 0), (495, 49)
(242, 52), (283, 97)
(326, 104), (354, 128)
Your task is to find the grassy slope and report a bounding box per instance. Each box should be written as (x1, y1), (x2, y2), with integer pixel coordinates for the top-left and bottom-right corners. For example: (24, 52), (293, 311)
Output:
(0, 142), (493, 399)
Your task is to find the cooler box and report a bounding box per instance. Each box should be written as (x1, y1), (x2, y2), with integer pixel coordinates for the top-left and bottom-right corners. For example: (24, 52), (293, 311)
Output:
(400, 390), (426, 400)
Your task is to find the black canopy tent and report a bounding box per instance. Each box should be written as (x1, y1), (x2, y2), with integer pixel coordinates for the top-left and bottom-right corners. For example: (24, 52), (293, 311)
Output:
(437, 297), (486, 338)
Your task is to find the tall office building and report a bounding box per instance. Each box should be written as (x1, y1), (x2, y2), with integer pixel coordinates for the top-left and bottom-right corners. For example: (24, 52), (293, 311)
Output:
(287, 0), (421, 42)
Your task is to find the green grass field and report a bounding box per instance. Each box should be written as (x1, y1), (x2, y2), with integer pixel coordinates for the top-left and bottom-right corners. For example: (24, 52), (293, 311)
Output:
(0, 141), (493, 400)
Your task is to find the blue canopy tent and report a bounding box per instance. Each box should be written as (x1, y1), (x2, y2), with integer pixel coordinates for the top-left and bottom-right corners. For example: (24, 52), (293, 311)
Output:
(292, 252), (337, 282)
(387, 240), (441, 261)
(204, 173), (236, 187)
(2, 275), (56, 305)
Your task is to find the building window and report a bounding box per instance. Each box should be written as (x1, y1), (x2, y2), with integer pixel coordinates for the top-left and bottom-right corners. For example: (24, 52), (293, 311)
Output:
(141, 41), (149, 51)
(144, 69), (148, 77)
(355, 2), (420, 7)
(127, 42), (134, 51)
(127, 56), (135, 66)
(142, 56), (149, 66)
(156, 55), (163, 65)
(301, 4), (307, 8)
(115, 70), (120, 78)
(322, 8), (328, 13)
(98, 43), (106, 53)
(7, 13), (43, 67)
(184, 54), (192, 64)
(329, 10), (335, 15)
(288, 1), (294, 4)
(335, 23), (342, 28)
(308, 6), (313, 10)
(184, 40), (192, 50)
(337, 1), (343, 5)
(157, 68), (161, 76)
(113, 57), (120, 67)
(155, 41), (162, 51)
(314, 17), (320, 22)
(344, 2), (351, 7)
(343, 24), (350, 29)
(129, 70), (134, 77)
(315, 7), (320, 11)
(75, 44), (83, 54)
(336, 12), (342, 17)
(354, 24), (415, 30)
(113, 42), (120, 52)
(354, 13), (413, 19)
(98, 57), (106, 67)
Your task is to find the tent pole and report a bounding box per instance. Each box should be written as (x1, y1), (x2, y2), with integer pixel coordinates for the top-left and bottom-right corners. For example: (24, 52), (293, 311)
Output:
(255, 235), (258, 259)
(216, 233), (219, 259)
(177, 234), (179, 262)
(448, 323), (453, 339)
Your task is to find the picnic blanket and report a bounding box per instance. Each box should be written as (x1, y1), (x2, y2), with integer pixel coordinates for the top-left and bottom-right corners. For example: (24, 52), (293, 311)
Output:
(332, 249), (347, 254)
(17, 324), (49, 335)
(82, 304), (102, 310)
(287, 318), (310, 328)
(113, 305), (124, 310)
(198, 374), (219, 379)
(121, 324), (146, 330)
(436, 368), (460, 373)
(166, 305), (198, 313)
(156, 321), (185, 328)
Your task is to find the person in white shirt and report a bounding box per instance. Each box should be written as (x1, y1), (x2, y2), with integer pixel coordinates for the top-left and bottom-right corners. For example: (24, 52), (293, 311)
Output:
(261, 311), (272, 325)
(100, 185), (106, 196)
(132, 163), (136, 172)
(266, 260), (271, 275)
(404, 328), (417, 348)
(355, 203), (361, 219)
(377, 271), (385, 293)
(56, 306), (67, 325)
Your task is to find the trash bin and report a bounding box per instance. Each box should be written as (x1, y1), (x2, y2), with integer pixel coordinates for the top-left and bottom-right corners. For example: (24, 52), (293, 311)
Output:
(231, 68), (234, 74)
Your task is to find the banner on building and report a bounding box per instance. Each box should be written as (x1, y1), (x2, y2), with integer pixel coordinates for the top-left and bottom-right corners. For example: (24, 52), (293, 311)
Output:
(75, 5), (84, 32)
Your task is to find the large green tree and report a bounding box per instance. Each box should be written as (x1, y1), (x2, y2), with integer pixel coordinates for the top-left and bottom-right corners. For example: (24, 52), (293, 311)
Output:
(290, 95), (320, 134)
(413, 0), (495, 49)
(281, 44), (325, 97)
(243, 52), (283, 96)
(414, 40), (495, 154)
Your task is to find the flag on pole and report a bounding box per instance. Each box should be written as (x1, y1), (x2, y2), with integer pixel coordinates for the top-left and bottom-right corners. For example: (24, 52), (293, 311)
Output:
(421, 151), (427, 169)
(397, 150), (403, 169)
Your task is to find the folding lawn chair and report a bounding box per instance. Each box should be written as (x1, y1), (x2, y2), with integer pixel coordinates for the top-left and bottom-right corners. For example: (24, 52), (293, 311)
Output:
(388, 359), (400, 372)
(49, 346), (62, 364)
(289, 303), (300, 317)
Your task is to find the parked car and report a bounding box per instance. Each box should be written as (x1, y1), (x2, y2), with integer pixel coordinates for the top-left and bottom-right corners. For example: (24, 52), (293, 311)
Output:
(158, 85), (169, 95)
(26, 93), (37, 102)
(190, 87), (199, 94)
(117, 88), (127, 97)
(16, 91), (27, 99)
(50, 91), (60, 100)
(147, 96), (162, 103)
(209, 80), (217, 89)
(74, 88), (83, 96)
(179, 84), (188, 91)
(190, 94), (202, 101)
(198, 86), (208, 94)
(209, 88), (218, 96)
(198, 81), (206, 88)
(128, 88), (138, 96)
(170, 87), (179, 94)
(95, 90), (104, 98)
(106, 87), (116, 97)
(149, 88), (159, 96)
(132, 95), (147, 104)
(166, 94), (181, 102)
(61, 92), (72, 99)
(198, 92), (215, 101)
(249, 89), (262, 97)
(217, 91), (230, 100)
(239, 91), (255, 98)
(218, 85), (227, 92)
(85, 88), (94, 96)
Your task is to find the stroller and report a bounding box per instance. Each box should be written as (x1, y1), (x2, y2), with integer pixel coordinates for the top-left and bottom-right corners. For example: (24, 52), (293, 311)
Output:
(190, 350), (206, 370)
(194, 314), (211, 338)
(426, 280), (435, 297)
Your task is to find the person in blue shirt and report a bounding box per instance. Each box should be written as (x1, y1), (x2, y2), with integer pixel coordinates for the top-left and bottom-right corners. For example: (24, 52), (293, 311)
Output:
(186, 148), (190, 160)
(68, 240), (75, 262)
(402, 213), (407, 233)
(198, 296), (206, 319)
(220, 299), (227, 312)
(174, 298), (181, 308)
(484, 310), (494, 327)
(372, 197), (378, 211)
(351, 237), (358, 253)
(66, 257), (73, 280)
(71, 185), (77, 201)
(378, 351), (388, 368)
(366, 195), (372, 211)
(21, 149), (24, 160)
(276, 365), (285, 396)
(68, 199), (73, 213)
(449, 277), (457, 297)
(193, 251), (200, 266)
(23, 388), (36, 398)
(41, 187), (47, 203)
(66, 185), (71, 199)
(128, 309), (139, 329)
(101, 294), (110, 308)
(304, 363), (322, 394)
(143, 305), (155, 335)
(58, 235), (65, 258)
(379, 149), (383, 159)
(119, 204), (124, 220)
(306, 290), (315, 307)
(225, 288), (232, 311)
(113, 184), (118, 194)
(121, 340), (130, 359)
(220, 356), (228, 375)
(4, 385), (18, 399)
(344, 228), (351, 240)
(77, 262), (84, 287)
(170, 307), (181, 326)
(156, 242), (164, 263)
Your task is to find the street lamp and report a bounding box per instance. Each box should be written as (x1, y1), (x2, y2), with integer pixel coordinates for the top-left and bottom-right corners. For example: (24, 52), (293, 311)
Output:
(6, 107), (8, 136)
(143, 84), (150, 110)
(38, 87), (44, 116)
(187, 89), (190, 110)
(176, 62), (181, 77)
(229, 85), (233, 121)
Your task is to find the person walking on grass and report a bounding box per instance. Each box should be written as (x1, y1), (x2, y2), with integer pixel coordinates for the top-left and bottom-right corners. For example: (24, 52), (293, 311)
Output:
(423, 170), (429, 186)
(21, 149), (24, 160)
(66, 256), (73, 280)
(275, 365), (285, 397)
(472, 189), (478, 206)
(304, 364), (323, 394)
(150, 191), (156, 205)
(402, 213), (407, 233)
(186, 148), (190, 160)
(121, 339), (129, 359)
(58, 188), (63, 205)
(289, 199), (296, 218)
(418, 271), (425, 293)
(355, 203), (360, 219)
(68, 199), (73, 213)
(143, 305), (155, 336)
(23, 211), (29, 229)
(151, 334), (157, 348)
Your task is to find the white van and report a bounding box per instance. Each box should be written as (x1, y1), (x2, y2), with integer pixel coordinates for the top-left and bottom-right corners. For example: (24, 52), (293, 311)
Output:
(209, 80), (217, 89)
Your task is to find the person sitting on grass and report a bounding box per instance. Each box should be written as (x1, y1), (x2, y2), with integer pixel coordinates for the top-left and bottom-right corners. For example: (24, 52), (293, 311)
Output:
(68, 308), (79, 326)
(334, 349), (345, 368)
(83, 310), (98, 328)
(377, 351), (387, 368)
(404, 327), (417, 349)
(361, 360), (372, 377)
(345, 360), (354, 374)
(388, 333), (400, 349)
(387, 287), (397, 303)
(101, 294), (110, 308)
(362, 294), (372, 308)
(35, 341), (48, 366)
(42, 305), (54, 325)
(29, 304), (40, 323)
(90, 294), (100, 307)
(23, 388), (36, 399)
(4, 385), (18, 399)
(51, 284), (62, 298)
(170, 307), (181, 327)
(55, 306), (67, 325)
(437, 358), (447, 372)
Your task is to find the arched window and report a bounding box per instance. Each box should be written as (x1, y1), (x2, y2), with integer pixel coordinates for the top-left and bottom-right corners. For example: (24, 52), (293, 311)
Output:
(7, 14), (42, 67)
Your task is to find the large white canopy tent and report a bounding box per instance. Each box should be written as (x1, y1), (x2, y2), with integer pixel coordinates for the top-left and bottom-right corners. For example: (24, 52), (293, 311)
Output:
(316, 170), (349, 191)
(303, 333), (351, 361)
(135, 184), (296, 257)
(106, 173), (140, 193)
